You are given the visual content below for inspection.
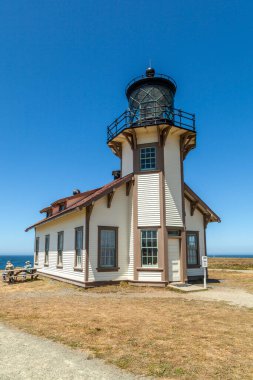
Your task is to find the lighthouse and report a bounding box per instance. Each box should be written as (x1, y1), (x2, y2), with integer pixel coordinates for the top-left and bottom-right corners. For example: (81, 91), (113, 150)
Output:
(27, 67), (220, 287)
(107, 67), (197, 282)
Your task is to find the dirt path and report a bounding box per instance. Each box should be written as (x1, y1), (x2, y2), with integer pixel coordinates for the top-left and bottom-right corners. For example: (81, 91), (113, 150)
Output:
(210, 268), (253, 274)
(0, 323), (147, 380)
(184, 286), (253, 308)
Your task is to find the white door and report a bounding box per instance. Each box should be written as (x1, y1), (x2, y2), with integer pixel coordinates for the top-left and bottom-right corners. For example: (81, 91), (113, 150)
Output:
(168, 238), (181, 282)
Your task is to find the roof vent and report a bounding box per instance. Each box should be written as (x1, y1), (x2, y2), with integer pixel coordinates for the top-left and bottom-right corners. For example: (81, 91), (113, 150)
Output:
(73, 189), (81, 195)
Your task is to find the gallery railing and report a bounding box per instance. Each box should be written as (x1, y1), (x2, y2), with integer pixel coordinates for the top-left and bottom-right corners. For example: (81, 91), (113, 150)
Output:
(107, 105), (196, 143)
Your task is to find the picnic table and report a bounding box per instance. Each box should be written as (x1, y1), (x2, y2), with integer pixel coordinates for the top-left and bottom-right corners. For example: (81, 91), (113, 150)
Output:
(2, 267), (39, 284)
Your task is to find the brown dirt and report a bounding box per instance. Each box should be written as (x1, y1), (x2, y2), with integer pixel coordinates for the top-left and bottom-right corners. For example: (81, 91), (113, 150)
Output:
(0, 276), (252, 379)
(208, 257), (253, 270)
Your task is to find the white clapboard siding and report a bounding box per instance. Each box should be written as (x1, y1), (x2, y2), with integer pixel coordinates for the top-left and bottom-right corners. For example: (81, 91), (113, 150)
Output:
(121, 141), (133, 177)
(88, 185), (131, 282)
(185, 198), (205, 276)
(137, 173), (160, 226)
(164, 134), (183, 227)
(165, 180), (183, 227)
(138, 271), (162, 282)
(35, 209), (86, 282)
(36, 250), (85, 281)
(168, 239), (181, 282)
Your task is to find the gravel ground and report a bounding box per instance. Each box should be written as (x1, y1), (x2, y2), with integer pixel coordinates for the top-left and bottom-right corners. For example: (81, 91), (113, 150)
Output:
(0, 323), (148, 380)
(185, 286), (253, 308)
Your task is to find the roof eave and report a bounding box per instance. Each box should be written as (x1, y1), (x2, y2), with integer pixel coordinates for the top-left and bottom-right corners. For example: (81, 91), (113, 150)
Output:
(184, 183), (221, 223)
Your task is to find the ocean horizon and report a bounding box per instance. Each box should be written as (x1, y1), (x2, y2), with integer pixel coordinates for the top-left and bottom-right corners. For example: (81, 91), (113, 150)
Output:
(0, 252), (253, 270)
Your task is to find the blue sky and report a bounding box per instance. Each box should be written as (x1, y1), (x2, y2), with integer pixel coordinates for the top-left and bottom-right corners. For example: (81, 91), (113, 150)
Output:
(0, 0), (252, 254)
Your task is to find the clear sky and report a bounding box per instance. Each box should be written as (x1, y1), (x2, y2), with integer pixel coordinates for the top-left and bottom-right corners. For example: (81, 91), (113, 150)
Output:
(0, 0), (252, 254)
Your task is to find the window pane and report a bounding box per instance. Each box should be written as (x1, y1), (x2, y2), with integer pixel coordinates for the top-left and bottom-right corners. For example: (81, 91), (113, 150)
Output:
(58, 232), (64, 251)
(100, 229), (116, 268)
(58, 251), (63, 265)
(75, 228), (83, 250)
(45, 235), (50, 252)
(140, 147), (156, 171)
(187, 234), (198, 265)
(76, 250), (82, 267)
(141, 230), (158, 266)
(36, 237), (39, 252)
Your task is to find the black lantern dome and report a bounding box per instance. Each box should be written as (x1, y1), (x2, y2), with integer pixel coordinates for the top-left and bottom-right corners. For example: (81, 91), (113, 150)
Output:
(107, 68), (195, 144)
(125, 68), (177, 122)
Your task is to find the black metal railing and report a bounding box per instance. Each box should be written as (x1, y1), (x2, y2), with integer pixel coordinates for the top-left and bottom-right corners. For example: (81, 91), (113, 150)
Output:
(107, 105), (196, 143)
(126, 73), (177, 94)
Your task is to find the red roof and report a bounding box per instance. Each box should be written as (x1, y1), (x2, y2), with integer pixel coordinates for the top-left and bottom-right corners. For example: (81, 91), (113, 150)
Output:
(25, 173), (134, 232)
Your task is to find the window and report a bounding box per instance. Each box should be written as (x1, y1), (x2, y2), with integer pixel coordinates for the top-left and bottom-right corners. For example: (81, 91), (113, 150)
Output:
(57, 231), (64, 267)
(140, 147), (156, 171)
(44, 234), (50, 265)
(186, 232), (199, 267)
(98, 227), (118, 269)
(59, 203), (66, 212)
(35, 237), (39, 264)
(75, 227), (83, 268)
(46, 210), (52, 218)
(141, 230), (158, 267)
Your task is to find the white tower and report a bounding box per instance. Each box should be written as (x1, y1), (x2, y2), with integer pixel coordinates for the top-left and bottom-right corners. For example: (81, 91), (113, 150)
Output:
(107, 68), (196, 283)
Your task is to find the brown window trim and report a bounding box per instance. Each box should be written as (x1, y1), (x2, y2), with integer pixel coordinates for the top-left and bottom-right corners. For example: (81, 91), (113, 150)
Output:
(133, 142), (164, 173)
(56, 265), (63, 269)
(138, 225), (161, 229)
(186, 231), (200, 268)
(96, 267), (120, 272)
(137, 267), (163, 272)
(75, 226), (83, 269)
(97, 226), (118, 271)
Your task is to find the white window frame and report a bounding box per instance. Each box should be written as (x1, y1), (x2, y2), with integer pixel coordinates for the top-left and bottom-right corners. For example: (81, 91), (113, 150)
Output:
(140, 147), (156, 171)
(141, 230), (158, 267)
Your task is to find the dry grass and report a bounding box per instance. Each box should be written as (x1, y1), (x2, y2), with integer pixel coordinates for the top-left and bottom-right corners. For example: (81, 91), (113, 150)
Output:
(209, 269), (253, 294)
(0, 276), (253, 379)
(208, 257), (253, 270)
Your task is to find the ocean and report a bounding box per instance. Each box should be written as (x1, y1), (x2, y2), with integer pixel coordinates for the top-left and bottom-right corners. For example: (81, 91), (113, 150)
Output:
(0, 253), (252, 270)
(0, 255), (34, 270)
(208, 254), (253, 258)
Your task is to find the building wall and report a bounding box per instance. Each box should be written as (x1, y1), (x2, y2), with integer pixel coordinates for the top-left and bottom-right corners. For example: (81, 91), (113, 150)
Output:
(136, 127), (158, 144)
(35, 210), (86, 282)
(164, 134), (183, 227)
(185, 198), (205, 277)
(121, 140), (133, 177)
(138, 271), (162, 282)
(88, 184), (133, 282)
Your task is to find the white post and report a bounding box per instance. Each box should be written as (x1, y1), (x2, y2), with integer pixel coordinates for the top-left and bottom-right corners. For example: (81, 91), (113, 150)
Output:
(202, 256), (208, 289)
(204, 267), (207, 289)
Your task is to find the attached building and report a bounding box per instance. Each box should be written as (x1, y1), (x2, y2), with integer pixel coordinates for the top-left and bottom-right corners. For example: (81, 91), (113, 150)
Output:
(26, 67), (220, 287)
